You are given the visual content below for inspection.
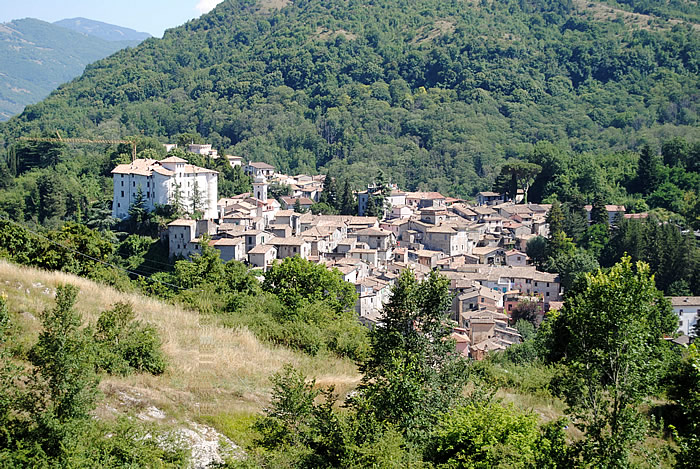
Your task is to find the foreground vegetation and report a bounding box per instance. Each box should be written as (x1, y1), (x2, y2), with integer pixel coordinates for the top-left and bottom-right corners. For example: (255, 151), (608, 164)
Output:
(1, 239), (698, 467)
(0, 260), (360, 467)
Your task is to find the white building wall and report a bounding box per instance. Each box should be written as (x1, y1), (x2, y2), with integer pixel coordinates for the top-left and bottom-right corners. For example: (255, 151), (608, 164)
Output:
(112, 160), (218, 220)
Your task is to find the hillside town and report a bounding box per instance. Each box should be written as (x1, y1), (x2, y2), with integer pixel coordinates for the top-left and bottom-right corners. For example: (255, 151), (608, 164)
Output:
(112, 149), (697, 359)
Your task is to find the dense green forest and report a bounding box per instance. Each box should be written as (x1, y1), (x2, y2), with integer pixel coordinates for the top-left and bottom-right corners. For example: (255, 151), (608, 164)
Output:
(0, 0), (698, 198)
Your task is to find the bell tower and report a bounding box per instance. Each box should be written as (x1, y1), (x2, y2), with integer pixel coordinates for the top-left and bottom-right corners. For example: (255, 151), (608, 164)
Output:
(253, 175), (268, 201)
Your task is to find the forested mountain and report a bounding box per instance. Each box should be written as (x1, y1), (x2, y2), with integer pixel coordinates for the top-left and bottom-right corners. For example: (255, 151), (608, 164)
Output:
(54, 18), (151, 42)
(0, 18), (143, 121)
(0, 0), (698, 199)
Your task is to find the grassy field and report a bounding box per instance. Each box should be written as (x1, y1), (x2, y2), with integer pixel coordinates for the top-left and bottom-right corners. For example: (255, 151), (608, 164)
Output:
(0, 260), (360, 443)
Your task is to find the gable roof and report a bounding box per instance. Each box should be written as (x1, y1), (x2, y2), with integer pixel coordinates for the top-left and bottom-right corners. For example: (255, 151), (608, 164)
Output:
(247, 161), (275, 169)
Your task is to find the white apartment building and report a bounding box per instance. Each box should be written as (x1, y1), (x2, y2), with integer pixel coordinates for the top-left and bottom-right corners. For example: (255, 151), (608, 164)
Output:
(669, 296), (700, 337)
(112, 157), (218, 220)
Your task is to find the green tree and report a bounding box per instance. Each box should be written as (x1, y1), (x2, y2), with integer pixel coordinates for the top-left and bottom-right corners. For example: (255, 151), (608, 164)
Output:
(526, 235), (548, 269)
(93, 302), (167, 376)
(36, 173), (67, 223)
(173, 237), (226, 290)
(340, 180), (356, 216)
(427, 402), (568, 468)
(0, 294), (22, 453)
(354, 270), (466, 446)
(310, 201), (336, 215)
(27, 284), (99, 459)
(510, 298), (542, 326)
(668, 345), (700, 467)
(580, 223), (609, 259)
(495, 160), (542, 203)
(191, 178), (204, 218)
(546, 249), (600, 292)
(546, 200), (565, 239)
(319, 175), (339, 210)
(365, 194), (379, 217)
(589, 193), (609, 226)
(262, 256), (356, 317)
(636, 144), (663, 195)
(127, 186), (150, 234)
(554, 257), (677, 466)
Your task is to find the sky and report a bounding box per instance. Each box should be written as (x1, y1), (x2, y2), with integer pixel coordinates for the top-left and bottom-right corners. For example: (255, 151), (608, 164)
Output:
(0, 0), (226, 38)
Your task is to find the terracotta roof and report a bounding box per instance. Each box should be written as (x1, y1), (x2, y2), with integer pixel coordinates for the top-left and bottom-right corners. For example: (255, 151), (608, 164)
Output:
(213, 238), (244, 246)
(355, 227), (392, 237)
(669, 296), (700, 306)
(427, 225), (456, 234)
(406, 191), (446, 200)
(161, 156), (187, 163)
(248, 244), (276, 254)
(168, 219), (196, 227)
(270, 237), (307, 246)
(248, 161), (275, 169)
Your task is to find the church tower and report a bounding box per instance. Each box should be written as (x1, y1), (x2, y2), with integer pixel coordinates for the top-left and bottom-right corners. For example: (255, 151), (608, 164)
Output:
(253, 175), (268, 201)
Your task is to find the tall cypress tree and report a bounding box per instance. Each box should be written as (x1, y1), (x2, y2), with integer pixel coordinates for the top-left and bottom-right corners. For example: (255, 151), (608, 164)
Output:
(590, 194), (609, 226)
(340, 180), (355, 215)
(636, 144), (662, 195)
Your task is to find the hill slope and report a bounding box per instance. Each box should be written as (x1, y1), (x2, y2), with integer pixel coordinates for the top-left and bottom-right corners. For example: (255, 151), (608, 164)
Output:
(0, 259), (359, 460)
(0, 18), (143, 121)
(0, 0), (698, 196)
(54, 17), (151, 42)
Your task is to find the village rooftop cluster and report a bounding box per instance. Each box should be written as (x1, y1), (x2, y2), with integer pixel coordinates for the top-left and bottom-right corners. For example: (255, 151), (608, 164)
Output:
(112, 147), (699, 359)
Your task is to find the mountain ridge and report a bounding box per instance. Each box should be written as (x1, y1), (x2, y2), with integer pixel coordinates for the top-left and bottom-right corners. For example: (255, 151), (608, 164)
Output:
(54, 17), (152, 42)
(0, 18), (144, 121)
(1, 0), (698, 197)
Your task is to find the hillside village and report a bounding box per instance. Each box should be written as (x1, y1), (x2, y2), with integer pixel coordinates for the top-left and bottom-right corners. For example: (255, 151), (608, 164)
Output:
(111, 145), (698, 359)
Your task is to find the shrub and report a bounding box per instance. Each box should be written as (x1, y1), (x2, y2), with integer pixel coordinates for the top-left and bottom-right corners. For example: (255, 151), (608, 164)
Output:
(94, 302), (167, 375)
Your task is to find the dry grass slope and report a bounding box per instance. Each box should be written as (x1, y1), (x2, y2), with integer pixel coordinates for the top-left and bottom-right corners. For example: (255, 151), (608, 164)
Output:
(0, 260), (359, 425)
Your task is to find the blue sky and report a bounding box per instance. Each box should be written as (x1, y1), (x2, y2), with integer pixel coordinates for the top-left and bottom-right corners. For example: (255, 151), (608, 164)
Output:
(0, 0), (226, 37)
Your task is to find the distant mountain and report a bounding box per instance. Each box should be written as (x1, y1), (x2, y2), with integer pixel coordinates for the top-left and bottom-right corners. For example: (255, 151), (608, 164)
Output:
(0, 18), (143, 121)
(54, 17), (151, 42)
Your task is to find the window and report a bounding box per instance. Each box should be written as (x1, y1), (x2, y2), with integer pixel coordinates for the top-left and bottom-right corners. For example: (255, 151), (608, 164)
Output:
(121, 181), (124, 186)
(180, 233), (183, 239)
(546, 292), (550, 297)
(293, 247), (297, 253)
(534, 282), (538, 287)
(121, 191), (124, 197)
(177, 244), (180, 249)
(147, 182), (150, 188)
(117, 203), (120, 208)
(133, 181), (135, 187)
(248, 236), (253, 243)
(547, 282), (550, 287)
(146, 192), (150, 198)
(481, 298), (484, 303)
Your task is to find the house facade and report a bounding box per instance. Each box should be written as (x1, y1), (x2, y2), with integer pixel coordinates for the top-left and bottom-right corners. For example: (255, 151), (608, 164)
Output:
(112, 157), (218, 220)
